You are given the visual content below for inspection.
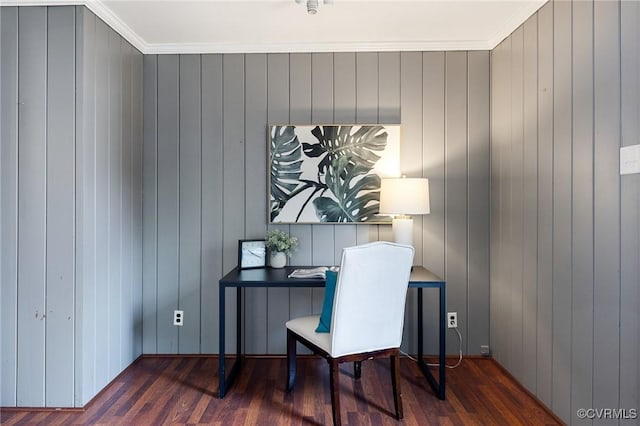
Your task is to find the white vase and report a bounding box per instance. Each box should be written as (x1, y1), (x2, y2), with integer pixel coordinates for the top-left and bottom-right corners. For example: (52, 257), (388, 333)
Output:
(270, 251), (287, 268)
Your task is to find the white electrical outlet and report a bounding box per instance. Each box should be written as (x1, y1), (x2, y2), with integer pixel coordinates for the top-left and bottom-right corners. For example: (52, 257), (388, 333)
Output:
(173, 310), (184, 326)
(480, 345), (491, 357)
(448, 312), (457, 328)
(621, 144), (640, 175)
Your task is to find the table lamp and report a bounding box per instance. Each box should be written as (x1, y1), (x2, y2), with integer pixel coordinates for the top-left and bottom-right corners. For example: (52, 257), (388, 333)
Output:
(378, 177), (430, 247)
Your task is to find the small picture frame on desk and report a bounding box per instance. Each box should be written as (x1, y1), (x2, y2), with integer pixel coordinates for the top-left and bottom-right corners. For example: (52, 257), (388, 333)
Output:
(238, 239), (267, 269)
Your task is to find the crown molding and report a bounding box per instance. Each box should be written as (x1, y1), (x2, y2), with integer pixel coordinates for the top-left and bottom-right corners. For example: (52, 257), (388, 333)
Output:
(83, 0), (147, 52)
(1, 0), (544, 55)
(0, 0), (149, 53)
(487, 0), (547, 49)
(146, 39), (493, 55)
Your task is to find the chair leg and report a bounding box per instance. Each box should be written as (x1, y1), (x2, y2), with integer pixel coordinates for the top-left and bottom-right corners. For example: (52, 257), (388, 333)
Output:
(286, 330), (297, 392)
(390, 353), (404, 420)
(329, 359), (341, 426)
(353, 361), (362, 379)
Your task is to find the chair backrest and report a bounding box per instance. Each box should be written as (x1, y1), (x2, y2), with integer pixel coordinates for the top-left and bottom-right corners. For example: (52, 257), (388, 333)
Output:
(330, 241), (414, 357)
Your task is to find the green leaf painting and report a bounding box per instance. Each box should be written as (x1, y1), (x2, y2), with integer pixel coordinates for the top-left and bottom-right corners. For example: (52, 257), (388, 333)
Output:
(313, 156), (382, 223)
(269, 125), (399, 224)
(270, 126), (303, 221)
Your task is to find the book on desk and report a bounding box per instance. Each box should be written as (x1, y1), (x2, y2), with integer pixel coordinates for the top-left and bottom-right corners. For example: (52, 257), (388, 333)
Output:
(287, 266), (338, 279)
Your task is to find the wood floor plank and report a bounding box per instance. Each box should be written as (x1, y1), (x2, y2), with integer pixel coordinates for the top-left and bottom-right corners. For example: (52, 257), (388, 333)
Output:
(0, 357), (562, 425)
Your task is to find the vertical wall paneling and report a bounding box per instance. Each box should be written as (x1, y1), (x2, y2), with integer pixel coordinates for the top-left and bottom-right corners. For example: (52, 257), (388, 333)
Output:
(535, 1), (554, 406)
(498, 38), (513, 371)
(107, 28), (123, 374)
(136, 48), (145, 355)
(222, 54), (245, 352)
(132, 41), (144, 360)
(466, 51), (490, 357)
(570, 1), (594, 421)
(5, 2), (636, 418)
(178, 55), (202, 353)
(592, 1), (620, 418)
(444, 52), (468, 354)
(144, 50), (489, 358)
(510, 28), (525, 380)
(355, 52), (378, 124)
(266, 54), (291, 354)
(79, 10), (143, 402)
(156, 55), (180, 353)
(551, 1), (572, 419)
(120, 42), (133, 366)
(421, 52), (445, 354)
(45, 5), (76, 406)
(244, 53), (268, 354)
(378, 52), (401, 124)
(93, 19), (110, 389)
(400, 51), (423, 354)
(521, 15), (539, 393)
(1, 5), (19, 406)
(142, 55), (158, 353)
(491, 1), (638, 423)
(489, 41), (503, 367)
(200, 54), (224, 353)
(2, 5), (142, 407)
(333, 52), (356, 124)
(129, 43), (142, 363)
(490, 38), (507, 366)
(620, 0), (640, 415)
(74, 6), (92, 405)
(244, 54), (268, 239)
(17, 6), (48, 406)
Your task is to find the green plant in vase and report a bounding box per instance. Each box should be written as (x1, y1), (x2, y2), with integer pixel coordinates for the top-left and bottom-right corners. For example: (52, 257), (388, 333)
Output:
(266, 230), (298, 268)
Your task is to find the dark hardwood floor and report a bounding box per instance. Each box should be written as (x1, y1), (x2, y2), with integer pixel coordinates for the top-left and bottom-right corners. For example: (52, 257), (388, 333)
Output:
(1, 356), (562, 425)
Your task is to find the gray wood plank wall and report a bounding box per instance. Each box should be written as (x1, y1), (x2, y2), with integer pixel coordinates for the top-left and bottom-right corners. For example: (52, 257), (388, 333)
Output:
(490, 1), (640, 424)
(75, 6), (144, 406)
(142, 51), (491, 356)
(3, 1), (637, 420)
(0, 6), (143, 407)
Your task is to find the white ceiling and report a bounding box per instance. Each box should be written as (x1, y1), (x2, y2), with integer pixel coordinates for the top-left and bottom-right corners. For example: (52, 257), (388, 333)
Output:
(5, 0), (547, 54)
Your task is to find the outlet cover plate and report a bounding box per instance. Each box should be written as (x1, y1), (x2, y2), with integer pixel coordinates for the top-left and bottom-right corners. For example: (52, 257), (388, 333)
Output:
(173, 310), (184, 326)
(447, 312), (457, 328)
(621, 144), (640, 175)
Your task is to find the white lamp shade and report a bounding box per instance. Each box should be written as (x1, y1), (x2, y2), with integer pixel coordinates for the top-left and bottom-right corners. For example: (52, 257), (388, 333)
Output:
(378, 178), (430, 215)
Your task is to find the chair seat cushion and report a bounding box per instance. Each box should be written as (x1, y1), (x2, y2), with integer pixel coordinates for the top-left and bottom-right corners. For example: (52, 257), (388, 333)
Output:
(286, 315), (331, 353)
(315, 270), (338, 333)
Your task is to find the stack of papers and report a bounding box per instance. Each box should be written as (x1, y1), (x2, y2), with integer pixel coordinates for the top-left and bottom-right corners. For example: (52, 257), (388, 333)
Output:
(288, 266), (337, 278)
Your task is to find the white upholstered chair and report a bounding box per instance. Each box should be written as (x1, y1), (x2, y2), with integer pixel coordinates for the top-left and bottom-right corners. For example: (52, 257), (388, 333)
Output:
(285, 241), (415, 426)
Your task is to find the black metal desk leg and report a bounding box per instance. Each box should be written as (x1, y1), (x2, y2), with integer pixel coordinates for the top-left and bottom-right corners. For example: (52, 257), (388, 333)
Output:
(417, 288), (424, 361)
(218, 284), (226, 398)
(236, 287), (242, 365)
(438, 285), (446, 399)
(415, 284), (446, 400)
(218, 285), (244, 398)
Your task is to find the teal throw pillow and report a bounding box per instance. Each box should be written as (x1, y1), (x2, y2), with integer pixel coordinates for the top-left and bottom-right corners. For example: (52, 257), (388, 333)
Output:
(316, 270), (338, 333)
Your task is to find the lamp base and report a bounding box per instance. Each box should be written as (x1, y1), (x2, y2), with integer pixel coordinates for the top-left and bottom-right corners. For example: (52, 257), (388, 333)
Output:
(392, 216), (413, 247)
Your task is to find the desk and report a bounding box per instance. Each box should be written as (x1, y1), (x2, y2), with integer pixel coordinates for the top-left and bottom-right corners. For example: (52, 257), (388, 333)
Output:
(218, 265), (446, 400)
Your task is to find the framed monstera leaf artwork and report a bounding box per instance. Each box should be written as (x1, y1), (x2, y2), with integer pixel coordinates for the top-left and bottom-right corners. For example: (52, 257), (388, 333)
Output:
(268, 124), (400, 224)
